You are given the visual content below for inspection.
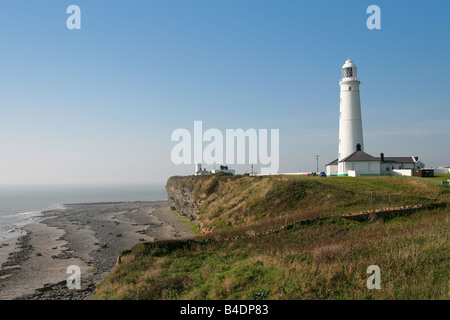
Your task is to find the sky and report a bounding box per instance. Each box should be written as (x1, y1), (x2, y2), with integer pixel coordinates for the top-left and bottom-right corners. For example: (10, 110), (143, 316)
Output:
(0, 0), (449, 185)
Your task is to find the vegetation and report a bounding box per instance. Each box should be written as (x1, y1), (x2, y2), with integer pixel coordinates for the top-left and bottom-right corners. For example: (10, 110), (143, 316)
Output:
(417, 173), (450, 185)
(94, 175), (449, 300)
(169, 174), (448, 232)
(170, 209), (198, 235)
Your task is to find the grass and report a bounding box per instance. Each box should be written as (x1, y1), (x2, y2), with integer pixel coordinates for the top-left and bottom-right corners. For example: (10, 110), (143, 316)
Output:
(93, 175), (450, 300)
(171, 174), (449, 232)
(170, 209), (198, 235)
(94, 209), (449, 300)
(418, 174), (450, 185)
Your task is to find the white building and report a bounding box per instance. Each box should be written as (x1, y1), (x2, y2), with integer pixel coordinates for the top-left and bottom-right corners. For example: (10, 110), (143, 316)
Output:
(326, 152), (425, 177)
(326, 59), (425, 177)
(194, 163), (212, 176)
(195, 163), (234, 175)
(211, 165), (235, 175)
(433, 166), (450, 174)
(378, 154), (425, 175)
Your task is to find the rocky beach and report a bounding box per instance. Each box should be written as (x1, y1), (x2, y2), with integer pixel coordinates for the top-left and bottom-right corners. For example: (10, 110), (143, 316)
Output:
(0, 201), (194, 300)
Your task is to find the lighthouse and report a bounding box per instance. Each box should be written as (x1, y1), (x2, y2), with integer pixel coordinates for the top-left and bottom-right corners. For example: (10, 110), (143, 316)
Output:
(325, 59), (424, 177)
(338, 59), (364, 162)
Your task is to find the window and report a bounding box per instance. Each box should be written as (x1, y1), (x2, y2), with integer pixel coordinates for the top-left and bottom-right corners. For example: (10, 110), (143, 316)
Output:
(342, 68), (353, 78)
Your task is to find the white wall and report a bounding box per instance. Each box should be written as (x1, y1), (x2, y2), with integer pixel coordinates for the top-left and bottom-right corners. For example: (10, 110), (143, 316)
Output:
(381, 162), (426, 175)
(434, 167), (450, 174)
(338, 80), (363, 161)
(326, 165), (338, 176)
(343, 161), (380, 175)
(348, 170), (357, 177)
(392, 169), (413, 176)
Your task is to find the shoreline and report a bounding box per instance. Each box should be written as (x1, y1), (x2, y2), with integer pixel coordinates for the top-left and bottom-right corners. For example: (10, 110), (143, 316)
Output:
(0, 200), (195, 300)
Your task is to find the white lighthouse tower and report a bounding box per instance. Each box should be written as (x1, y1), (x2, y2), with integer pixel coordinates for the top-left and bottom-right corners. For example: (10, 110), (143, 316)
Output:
(338, 59), (364, 163)
(326, 59), (424, 177)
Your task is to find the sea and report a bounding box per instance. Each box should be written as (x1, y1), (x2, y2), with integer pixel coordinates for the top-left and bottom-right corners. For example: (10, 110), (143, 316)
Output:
(0, 184), (167, 244)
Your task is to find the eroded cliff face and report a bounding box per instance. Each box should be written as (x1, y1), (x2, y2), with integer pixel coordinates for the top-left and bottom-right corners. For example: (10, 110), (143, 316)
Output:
(165, 176), (197, 221)
(165, 174), (232, 234)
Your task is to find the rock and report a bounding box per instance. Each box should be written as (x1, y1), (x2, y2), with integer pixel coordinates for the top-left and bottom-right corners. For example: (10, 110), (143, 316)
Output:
(166, 183), (197, 221)
(2, 265), (22, 271)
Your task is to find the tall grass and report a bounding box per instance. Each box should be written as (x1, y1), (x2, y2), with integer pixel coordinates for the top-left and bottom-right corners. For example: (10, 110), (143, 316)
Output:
(94, 207), (449, 300)
(94, 176), (449, 300)
(186, 175), (449, 232)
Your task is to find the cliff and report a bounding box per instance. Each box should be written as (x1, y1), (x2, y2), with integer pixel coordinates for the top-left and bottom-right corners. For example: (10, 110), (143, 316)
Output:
(165, 175), (197, 221)
(165, 173), (447, 234)
(95, 174), (450, 300)
(165, 173), (236, 233)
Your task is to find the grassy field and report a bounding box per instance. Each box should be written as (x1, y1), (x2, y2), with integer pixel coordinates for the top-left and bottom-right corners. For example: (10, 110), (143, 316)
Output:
(418, 174), (450, 185)
(93, 175), (449, 300)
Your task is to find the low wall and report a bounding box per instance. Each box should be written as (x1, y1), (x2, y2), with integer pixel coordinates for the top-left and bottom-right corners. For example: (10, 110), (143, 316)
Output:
(342, 203), (447, 222)
(348, 170), (357, 177)
(392, 169), (413, 176)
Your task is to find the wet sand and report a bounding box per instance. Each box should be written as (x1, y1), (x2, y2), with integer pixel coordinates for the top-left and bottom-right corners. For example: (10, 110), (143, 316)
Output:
(0, 201), (195, 300)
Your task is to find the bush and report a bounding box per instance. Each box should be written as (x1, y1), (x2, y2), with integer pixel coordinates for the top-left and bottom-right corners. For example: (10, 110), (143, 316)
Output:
(132, 240), (194, 258)
(313, 244), (348, 265)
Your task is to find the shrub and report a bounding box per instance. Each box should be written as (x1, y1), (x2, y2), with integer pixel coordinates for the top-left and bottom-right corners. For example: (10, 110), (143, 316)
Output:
(313, 244), (348, 265)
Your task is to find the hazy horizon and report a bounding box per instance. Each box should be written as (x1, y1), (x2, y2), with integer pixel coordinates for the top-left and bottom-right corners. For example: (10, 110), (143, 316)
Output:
(1, 1), (449, 185)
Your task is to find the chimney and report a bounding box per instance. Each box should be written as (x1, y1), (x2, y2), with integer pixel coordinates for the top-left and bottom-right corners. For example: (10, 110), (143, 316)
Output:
(356, 143), (361, 151)
(380, 153), (385, 162)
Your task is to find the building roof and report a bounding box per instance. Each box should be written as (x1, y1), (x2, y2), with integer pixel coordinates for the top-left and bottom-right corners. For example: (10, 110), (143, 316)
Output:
(339, 151), (379, 163)
(376, 156), (416, 163)
(342, 59), (356, 69)
(327, 153), (420, 166)
(326, 159), (338, 166)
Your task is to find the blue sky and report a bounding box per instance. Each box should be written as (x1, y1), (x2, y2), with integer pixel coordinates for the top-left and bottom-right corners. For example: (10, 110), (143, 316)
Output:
(0, 0), (449, 185)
